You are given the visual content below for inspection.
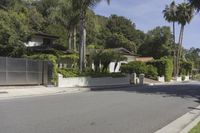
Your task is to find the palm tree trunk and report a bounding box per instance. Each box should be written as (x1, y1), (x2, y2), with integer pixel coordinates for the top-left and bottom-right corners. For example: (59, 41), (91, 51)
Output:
(172, 22), (177, 78)
(79, 11), (86, 72)
(177, 25), (184, 76)
(180, 26), (185, 59)
(173, 22), (176, 43)
(68, 31), (72, 51)
(73, 27), (77, 52)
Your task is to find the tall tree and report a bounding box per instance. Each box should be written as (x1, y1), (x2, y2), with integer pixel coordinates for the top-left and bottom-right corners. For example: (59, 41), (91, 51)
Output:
(163, 1), (178, 77)
(185, 47), (200, 69)
(138, 26), (173, 59)
(176, 2), (194, 75)
(72, 0), (110, 72)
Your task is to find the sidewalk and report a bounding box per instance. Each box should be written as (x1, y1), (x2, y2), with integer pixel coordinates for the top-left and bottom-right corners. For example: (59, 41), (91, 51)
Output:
(0, 84), (133, 100)
(0, 86), (90, 100)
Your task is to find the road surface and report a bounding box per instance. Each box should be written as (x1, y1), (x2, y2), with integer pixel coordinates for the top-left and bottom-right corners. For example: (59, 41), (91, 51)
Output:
(0, 84), (200, 133)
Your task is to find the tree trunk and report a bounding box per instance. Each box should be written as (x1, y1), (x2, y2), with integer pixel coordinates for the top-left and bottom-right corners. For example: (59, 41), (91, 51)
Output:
(68, 31), (72, 51)
(79, 11), (86, 72)
(177, 25), (184, 76)
(172, 22), (177, 78)
(73, 27), (77, 52)
(180, 26), (185, 59)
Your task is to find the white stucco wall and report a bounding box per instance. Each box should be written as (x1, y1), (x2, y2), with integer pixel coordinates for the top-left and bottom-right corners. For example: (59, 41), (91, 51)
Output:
(109, 61), (127, 73)
(25, 37), (43, 47)
(125, 55), (136, 62)
(58, 74), (130, 87)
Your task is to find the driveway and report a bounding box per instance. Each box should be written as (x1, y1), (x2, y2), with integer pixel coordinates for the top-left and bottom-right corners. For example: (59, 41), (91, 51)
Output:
(0, 84), (200, 133)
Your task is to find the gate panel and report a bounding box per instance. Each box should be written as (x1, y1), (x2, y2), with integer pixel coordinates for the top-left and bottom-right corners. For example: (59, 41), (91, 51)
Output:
(0, 57), (50, 86)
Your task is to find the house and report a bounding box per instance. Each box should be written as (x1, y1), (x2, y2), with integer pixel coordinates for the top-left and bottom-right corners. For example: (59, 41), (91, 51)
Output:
(25, 32), (59, 48)
(87, 47), (138, 73)
(109, 48), (138, 72)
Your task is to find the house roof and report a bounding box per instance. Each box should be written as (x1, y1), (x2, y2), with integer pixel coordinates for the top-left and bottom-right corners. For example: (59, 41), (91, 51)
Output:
(111, 47), (138, 56)
(136, 57), (154, 62)
(34, 32), (59, 39)
(87, 47), (137, 56)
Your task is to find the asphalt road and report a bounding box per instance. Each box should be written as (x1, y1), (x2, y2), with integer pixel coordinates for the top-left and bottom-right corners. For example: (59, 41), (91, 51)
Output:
(0, 84), (200, 133)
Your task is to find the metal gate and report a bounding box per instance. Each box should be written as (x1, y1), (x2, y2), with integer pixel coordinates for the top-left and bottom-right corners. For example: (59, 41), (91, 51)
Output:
(0, 57), (50, 86)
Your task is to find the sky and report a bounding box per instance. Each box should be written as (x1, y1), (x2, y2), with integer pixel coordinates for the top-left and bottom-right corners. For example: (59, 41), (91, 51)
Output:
(94, 0), (200, 49)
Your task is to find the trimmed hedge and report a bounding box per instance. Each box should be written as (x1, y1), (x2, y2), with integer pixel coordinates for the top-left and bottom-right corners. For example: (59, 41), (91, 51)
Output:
(147, 58), (173, 82)
(121, 61), (158, 80)
(121, 61), (147, 74)
(121, 58), (173, 81)
(180, 61), (193, 75)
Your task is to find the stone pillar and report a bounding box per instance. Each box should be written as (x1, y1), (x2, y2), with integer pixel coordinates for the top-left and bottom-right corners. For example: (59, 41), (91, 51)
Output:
(139, 74), (145, 85)
(58, 74), (63, 87)
(133, 73), (137, 84)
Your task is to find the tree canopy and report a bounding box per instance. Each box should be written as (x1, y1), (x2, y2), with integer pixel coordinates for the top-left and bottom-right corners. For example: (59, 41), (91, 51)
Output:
(0, 0), (188, 62)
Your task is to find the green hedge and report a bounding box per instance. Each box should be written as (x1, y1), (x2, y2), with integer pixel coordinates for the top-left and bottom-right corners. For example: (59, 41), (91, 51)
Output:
(121, 61), (158, 80)
(121, 58), (173, 81)
(58, 68), (126, 78)
(58, 68), (79, 78)
(121, 61), (147, 74)
(147, 58), (173, 82)
(180, 61), (193, 75)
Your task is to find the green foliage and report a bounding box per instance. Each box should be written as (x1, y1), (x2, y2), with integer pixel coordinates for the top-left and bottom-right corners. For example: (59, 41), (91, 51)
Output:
(89, 49), (127, 73)
(105, 33), (136, 52)
(138, 26), (173, 59)
(60, 54), (79, 68)
(0, 9), (29, 57)
(27, 54), (58, 85)
(58, 68), (79, 78)
(147, 58), (173, 81)
(180, 61), (193, 75)
(146, 65), (158, 80)
(58, 68), (125, 78)
(185, 47), (200, 69)
(121, 61), (158, 79)
(121, 61), (147, 74)
(189, 121), (200, 133)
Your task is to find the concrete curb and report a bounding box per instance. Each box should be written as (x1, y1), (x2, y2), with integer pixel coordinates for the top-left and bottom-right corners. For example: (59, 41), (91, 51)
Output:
(154, 105), (200, 133)
(180, 115), (200, 133)
(0, 84), (132, 100)
(0, 88), (90, 100)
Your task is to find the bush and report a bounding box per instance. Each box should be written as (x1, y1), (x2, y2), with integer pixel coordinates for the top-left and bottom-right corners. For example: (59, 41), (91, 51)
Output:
(120, 61), (158, 79)
(121, 61), (147, 74)
(146, 65), (158, 80)
(180, 61), (193, 75)
(58, 68), (126, 78)
(58, 68), (79, 78)
(147, 58), (173, 82)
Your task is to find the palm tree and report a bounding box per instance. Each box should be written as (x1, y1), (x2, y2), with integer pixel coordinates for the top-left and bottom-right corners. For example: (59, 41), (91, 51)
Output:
(176, 2), (194, 75)
(72, 0), (110, 72)
(189, 0), (200, 11)
(163, 1), (178, 77)
(48, 0), (79, 52)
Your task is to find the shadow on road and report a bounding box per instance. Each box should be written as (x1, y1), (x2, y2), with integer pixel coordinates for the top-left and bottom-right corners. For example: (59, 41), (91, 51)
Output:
(90, 84), (200, 103)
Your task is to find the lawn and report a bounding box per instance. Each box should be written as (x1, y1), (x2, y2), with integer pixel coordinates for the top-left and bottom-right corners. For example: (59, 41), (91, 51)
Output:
(189, 122), (200, 133)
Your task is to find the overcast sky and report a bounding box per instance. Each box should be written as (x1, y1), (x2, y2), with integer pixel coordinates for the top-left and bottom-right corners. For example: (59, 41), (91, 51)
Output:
(94, 0), (200, 49)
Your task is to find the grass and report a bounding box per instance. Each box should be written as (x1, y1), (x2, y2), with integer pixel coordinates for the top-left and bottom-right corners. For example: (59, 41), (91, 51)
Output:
(189, 122), (200, 133)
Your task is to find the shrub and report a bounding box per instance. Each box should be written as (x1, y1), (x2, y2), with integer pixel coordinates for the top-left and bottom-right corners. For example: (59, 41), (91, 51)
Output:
(147, 58), (173, 82)
(58, 68), (79, 78)
(121, 61), (147, 74)
(180, 61), (193, 75)
(146, 65), (158, 80)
